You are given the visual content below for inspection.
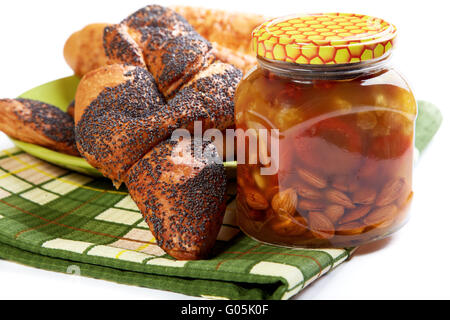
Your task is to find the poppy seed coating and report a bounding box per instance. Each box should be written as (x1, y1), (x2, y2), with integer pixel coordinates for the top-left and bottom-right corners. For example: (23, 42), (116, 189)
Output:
(75, 66), (166, 185)
(16, 99), (76, 145)
(76, 5), (242, 260)
(0, 98), (79, 155)
(126, 139), (227, 259)
(103, 4), (216, 98)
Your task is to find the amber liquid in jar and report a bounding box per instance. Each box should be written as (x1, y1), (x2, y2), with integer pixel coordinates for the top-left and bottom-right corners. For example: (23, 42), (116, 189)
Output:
(235, 58), (417, 248)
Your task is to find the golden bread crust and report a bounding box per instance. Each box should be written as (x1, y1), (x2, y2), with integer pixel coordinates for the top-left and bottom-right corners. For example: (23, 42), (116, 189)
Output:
(172, 6), (265, 55)
(74, 64), (134, 123)
(0, 99), (79, 155)
(63, 23), (110, 77)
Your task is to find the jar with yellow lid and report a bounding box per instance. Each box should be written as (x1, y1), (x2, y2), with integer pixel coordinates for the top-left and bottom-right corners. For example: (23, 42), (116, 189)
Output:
(234, 13), (417, 247)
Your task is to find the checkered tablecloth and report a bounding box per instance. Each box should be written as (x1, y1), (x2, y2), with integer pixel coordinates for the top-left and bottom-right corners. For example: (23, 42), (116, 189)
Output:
(0, 100), (442, 299)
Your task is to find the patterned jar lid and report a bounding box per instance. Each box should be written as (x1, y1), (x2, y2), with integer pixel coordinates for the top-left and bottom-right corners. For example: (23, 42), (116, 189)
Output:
(252, 13), (397, 65)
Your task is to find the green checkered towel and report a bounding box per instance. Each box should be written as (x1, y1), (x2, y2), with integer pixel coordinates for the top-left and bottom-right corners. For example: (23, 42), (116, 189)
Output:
(0, 101), (442, 300)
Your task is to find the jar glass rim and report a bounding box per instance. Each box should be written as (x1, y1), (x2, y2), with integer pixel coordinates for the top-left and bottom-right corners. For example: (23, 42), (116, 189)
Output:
(256, 54), (391, 80)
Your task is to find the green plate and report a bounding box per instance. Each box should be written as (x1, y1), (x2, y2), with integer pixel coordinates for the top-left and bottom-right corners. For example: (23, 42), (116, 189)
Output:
(12, 76), (236, 177)
(14, 75), (104, 177)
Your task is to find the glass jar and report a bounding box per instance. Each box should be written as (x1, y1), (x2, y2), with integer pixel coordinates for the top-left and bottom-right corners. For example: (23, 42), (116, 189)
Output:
(234, 13), (417, 247)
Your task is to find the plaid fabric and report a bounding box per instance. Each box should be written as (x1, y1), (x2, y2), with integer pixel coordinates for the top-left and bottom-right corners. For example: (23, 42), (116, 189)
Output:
(0, 100), (441, 300)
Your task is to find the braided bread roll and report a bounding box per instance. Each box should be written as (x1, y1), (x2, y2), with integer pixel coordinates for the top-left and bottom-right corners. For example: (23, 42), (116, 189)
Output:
(75, 5), (242, 260)
(63, 6), (264, 77)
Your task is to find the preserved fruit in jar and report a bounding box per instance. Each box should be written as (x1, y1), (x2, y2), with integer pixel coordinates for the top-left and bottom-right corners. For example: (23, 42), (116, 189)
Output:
(235, 13), (416, 247)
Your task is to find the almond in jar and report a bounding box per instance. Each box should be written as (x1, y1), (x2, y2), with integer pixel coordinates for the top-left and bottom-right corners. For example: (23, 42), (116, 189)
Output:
(235, 13), (416, 248)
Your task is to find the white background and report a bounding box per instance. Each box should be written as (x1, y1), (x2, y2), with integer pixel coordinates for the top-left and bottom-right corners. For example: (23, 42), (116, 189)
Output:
(0, 0), (449, 300)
